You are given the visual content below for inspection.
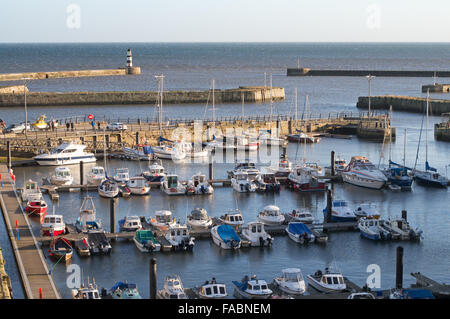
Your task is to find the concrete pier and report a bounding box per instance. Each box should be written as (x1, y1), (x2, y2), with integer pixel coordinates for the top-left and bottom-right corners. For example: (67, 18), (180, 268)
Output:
(357, 95), (450, 115)
(287, 68), (450, 77)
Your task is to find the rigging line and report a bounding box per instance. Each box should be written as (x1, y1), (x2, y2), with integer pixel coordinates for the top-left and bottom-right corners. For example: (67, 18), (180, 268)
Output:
(413, 109), (426, 171)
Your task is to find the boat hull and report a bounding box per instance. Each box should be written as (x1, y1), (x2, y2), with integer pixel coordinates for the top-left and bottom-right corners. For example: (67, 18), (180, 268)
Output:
(342, 173), (386, 190)
(35, 155), (96, 166)
(414, 175), (448, 188)
(306, 276), (345, 293)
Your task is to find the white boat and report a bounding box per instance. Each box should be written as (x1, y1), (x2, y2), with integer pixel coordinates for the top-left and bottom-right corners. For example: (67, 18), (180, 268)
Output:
(306, 268), (346, 293)
(187, 173), (214, 194)
(195, 278), (228, 299)
(98, 178), (119, 198)
(232, 275), (273, 299)
(152, 143), (186, 160)
(342, 156), (387, 189)
(118, 215), (142, 232)
(287, 209), (314, 224)
(34, 141), (96, 166)
(287, 165), (326, 192)
(258, 131), (285, 146)
(382, 218), (423, 241)
(21, 179), (43, 202)
(75, 196), (102, 233)
(325, 156), (348, 175)
(228, 162), (260, 180)
(41, 214), (66, 236)
(205, 136), (237, 151)
(142, 159), (166, 183)
(165, 223), (195, 251)
(273, 268), (306, 295)
(211, 225), (241, 250)
(181, 142), (209, 158)
(323, 200), (357, 222)
(353, 203), (381, 219)
(254, 172), (281, 192)
(157, 275), (188, 299)
(257, 205), (285, 225)
(161, 174), (186, 195)
(126, 176), (150, 195)
(231, 170), (257, 193)
(268, 158), (293, 177)
(123, 145), (155, 161)
(71, 278), (101, 299)
(241, 221), (273, 247)
(87, 166), (105, 185)
(149, 210), (176, 230)
(133, 229), (161, 252)
(358, 217), (392, 241)
(50, 167), (74, 186)
(186, 208), (213, 230)
(113, 168), (130, 184)
(286, 222), (315, 244)
(219, 210), (244, 227)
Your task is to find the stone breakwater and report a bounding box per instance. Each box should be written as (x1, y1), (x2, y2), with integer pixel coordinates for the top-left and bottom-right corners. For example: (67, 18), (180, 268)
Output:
(0, 86), (285, 107)
(287, 68), (450, 77)
(357, 95), (450, 115)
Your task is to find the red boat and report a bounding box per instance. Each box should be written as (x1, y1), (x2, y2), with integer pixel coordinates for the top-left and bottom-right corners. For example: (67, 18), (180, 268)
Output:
(287, 166), (326, 192)
(25, 199), (47, 216)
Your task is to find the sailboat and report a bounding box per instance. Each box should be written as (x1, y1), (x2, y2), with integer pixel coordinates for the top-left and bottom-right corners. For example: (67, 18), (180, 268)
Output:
(413, 91), (448, 188)
(98, 130), (119, 198)
(386, 128), (413, 190)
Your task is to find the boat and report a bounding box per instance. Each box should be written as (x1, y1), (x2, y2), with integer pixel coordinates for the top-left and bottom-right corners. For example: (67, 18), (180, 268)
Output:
(34, 141), (96, 166)
(133, 229), (161, 252)
(211, 225), (241, 250)
(71, 278), (101, 299)
(385, 129), (413, 190)
(273, 268), (306, 295)
(287, 166), (326, 192)
(142, 159), (166, 182)
(232, 275), (273, 299)
(286, 222), (315, 244)
(254, 172), (281, 192)
(322, 200), (357, 222)
(49, 237), (73, 262)
(113, 168), (130, 184)
(118, 215), (142, 232)
(25, 199), (47, 217)
(347, 292), (375, 299)
(353, 203), (381, 219)
(181, 142), (209, 158)
(268, 157), (293, 177)
(74, 237), (91, 257)
(358, 217), (392, 241)
(126, 176), (150, 195)
(98, 178), (119, 198)
(306, 268), (346, 293)
(231, 170), (257, 193)
(110, 282), (142, 299)
(32, 114), (49, 130)
(194, 278), (228, 299)
(382, 218), (423, 241)
(228, 161), (260, 180)
(342, 156), (387, 190)
(87, 166), (105, 185)
(186, 208), (213, 230)
(257, 205), (285, 225)
(287, 132), (320, 143)
(324, 156), (348, 176)
(41, 214), (66, 236)
(219, 210), (244, 227)
(161, 174), (187, 195)
(241, 221), (273, 247)
(21, 179), (42, 202)
(123, 144), (155, 161)
(49, 166), (74, 186)
(205, 135), (237, 151)
(187, 173), (214, 194)
(152, 142), (187, 160)
(258, 131), (285, 146)
(86, 231), (112, 255)
(287, 209), (314, 224)
(157, 275), (188, 299)
(75, 196), (102, 233)
(165, 223), (195, 251)
(149, 210), (176, 230)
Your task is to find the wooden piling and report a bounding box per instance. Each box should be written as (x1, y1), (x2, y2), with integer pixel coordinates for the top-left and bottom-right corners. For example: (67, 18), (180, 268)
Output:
(79, 161), (84, 185)
(110, 197), (117, 234)
(135, 132), (139, 145)
(401, 210), (407, 221)
(150, 258), (157, 299)
(331, 151), (335, 176)
(396, 246), (404, 289)
(209, 161), (214, 180)
(6, 141), (11, 170)
(326, 188), (332, 223)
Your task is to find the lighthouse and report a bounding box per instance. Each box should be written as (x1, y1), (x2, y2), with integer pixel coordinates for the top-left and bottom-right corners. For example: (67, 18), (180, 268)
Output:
(126, 49), (141, 75)
(127, 49), (133, 68)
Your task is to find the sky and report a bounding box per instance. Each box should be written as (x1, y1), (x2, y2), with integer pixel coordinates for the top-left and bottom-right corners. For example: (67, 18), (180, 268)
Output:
(1, 0), (450, 42)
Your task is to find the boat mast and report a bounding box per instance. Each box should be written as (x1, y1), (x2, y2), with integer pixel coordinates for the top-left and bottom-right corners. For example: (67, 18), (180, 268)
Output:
(403, 128), (407, 169)
(155, 74), (164, 137)
(426, 89), (429, 167)
(241, 91), (244, 122)
(294, 87), (298, 122)
(212, 79), (215, 123)
(388, 105), (392, 167)
(269, 73), (273, 135)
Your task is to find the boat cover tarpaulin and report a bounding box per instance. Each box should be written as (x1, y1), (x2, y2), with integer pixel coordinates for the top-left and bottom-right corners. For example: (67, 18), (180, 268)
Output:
(288, 223), (313, 235)
(217, 225), (240, 243)
(143, 146), (154, 155)
(232, 281), (247, 292)
(402, 289), (435, 299)
(111, 282), (137, 292)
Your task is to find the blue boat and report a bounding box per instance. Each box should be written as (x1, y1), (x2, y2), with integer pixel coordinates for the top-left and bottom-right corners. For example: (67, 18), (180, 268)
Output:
(387, 165), (413, 189)
(211, 225), (241, 249)
(110, 282), (142, 299)
(232, 275), (273, 299)
(323, 200), (357, 222)
(285, 222), (315, 243)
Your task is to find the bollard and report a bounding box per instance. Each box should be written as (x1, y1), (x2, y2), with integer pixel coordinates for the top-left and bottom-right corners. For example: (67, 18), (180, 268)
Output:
(149, 258), (157, 299)
(209, 161), (214, 181)
(331, 151), (335, 176)
(110, 198), (116, 234)
(401, 210), (407, 221)
(326, 188), (332, 223)
(396, 246), (404, 289)
(79, 161), (84, 185)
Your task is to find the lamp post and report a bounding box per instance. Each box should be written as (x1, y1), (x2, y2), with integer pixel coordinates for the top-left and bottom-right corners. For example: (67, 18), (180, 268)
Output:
(22, 78), (32, 138)
(366, 75), (375, 118)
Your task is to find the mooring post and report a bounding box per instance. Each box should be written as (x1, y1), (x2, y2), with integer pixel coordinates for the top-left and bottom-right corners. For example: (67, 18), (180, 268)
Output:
(401, 210), (407, 221)
(6, 140), (11, 170)
(331, 150), (335, 176)
(150, 258), (157, 299)
(79, 161), (84, 185)
(396, 246), (404, 289)
(135, 132), (139, 145)
(110, 197), (117, 234)
(326, 188), (332, 223)
(209, 161), (214, 181)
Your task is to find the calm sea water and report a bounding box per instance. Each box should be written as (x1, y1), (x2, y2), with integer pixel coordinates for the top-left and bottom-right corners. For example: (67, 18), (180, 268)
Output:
(0, 43), (449, 299)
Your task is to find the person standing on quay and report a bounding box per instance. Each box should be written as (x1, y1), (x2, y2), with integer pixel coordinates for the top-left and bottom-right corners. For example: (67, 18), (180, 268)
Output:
(91, 120), (96, 131)
(66, 121), (70, 131)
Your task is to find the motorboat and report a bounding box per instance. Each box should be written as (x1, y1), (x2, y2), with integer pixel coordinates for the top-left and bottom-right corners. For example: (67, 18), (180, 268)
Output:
(118, 215), (142, 232)
(257, 205), (285, 225)
(133, 229), (161, 252)
(231, 170), (257, 193)
(48, 237), (73, 262)
(157, 275), (188, 299)
(161, 174), (187, 195)
(71, 278), (101, 299)
(305, 162), (323, 176)
(74, 237), (91, 257)
(347, 292), (376, 299)
(113, 168), (130, 184)
(353, 203), (381, 219)
(286, 222), (315, 244)
(50, 166), (74, 186)
(232, 275), (273, 299)
(324, 156), (348, 176)
(165, 223), (195, 251)
(110, 282), (142, 299)
(268, 158), (293, 177)
(34, 141), (96, 166)
(342, 156), (387, 190)
(186, 208), (213, 230)
(25, 199), (47, 217)
(142, 159), (166, 182)
(323, 200), (357, 222)
(126, 176), (150, 195)
(358, 217), (392, 241)
(149, 210), (176, 230)
(21, 179), (42, 202)
(219, 210), (244, 227)
(195, 278), (228, 299)
(287, 166), (326, 192)
(181, 142), (209, 158)
(123, 144), (155, 161)
(254, 172), (281, 192)
(241, 221), (273, 247)
(98, 178), (119, 198)
(211, 225), (241, 250)
(41, 214), (65, 236)
(205, 135), (237, 151)
(187, 173), (214, 194)
(152, 142), (186, 161)
(228, 161), (260, 180)
(273, 268), (306, 295)
(86, 231), (112, 255)
(287, 132), (320, 143)
(75, 196), (102, 233)
(382, 218), (423, 241)
(87, 166), (105, 185)
(258, 130), (285, 146)
(287, 209), (314, 224)
(306, 268), (346, 293)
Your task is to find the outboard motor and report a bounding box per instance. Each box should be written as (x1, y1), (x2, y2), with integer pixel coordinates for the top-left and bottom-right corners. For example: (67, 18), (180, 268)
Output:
(259, 236), (265, 247)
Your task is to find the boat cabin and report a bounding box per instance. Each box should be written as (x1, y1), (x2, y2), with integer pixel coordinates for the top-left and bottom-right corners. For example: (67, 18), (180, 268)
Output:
(161, 275), (187, 299)
(244, 277), (271, 295)
(54, 167), (72, 177)
(153, 210), (174, 225)
(91, 166), (105, 176)
(260, 173), (277, 184)
(221, 211), (244, 225)
(199, 278), (227, 298)
(166, 175), (180, 188)
(115, 168), (130, 181)
(192, 174), (206, 186)
(120, 216), (142, 230)
(314, 269), (346, 288)
(260, 205), (281, 217)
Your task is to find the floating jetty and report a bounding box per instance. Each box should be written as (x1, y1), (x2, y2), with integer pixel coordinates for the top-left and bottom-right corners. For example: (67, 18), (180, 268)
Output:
(287, 68), (450, 78)
(357, 95), (450, 115)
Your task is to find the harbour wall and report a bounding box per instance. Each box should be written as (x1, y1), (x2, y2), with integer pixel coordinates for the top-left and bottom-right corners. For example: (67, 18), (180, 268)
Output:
(0, 85), (28, 94)
(287, 68), (450, 77)
(0, 86), (285, 107)
(356, 96), (450, 115)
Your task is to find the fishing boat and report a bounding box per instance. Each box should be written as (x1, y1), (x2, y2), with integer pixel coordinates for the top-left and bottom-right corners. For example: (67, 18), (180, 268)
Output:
(98, 178), (119, 198)
(118, 215), (142, 232)
(287, 209), (314, 224)
(306, 268), (347, 293)
(110, 282), (142, 299)
(161, 174), (187, 195)
(71, 278), (101, 299)
(241, 221), (273, 247)
(254, 172), (281, 192)
(41, 214), (65, 236)
(219, 210), (244, 227)
(75, 196), (102, 233)
(273, 268), (306, 295)
(123, 144), (155, 161)
(142, 159), (166, 182)
(257, 205), (285, 225)
(211, 225), (241, 250)
(133, 229), (161, 252)
(34, 141), (96, 166)
(87, 166), (105, 185)
(194, 278), (228, 299)
(353, 203), (381, 219)
(49, 237), (73, 262)
(21, 179), (42, 202)
(186, 208), (213, 230)
(358, 217), (392, 241)
(342, 156), (387, 190)
(287, 166), (326, 192)
(228, 161), (260, 180)
(286, 222), (315, 244)
(382, 218), (423, 241)
(149, 210), (176, 230)
(232, 275), (273, 299)
(152, 142), (187, 160)
(322, 200), (357, 222)
(25, 199), (47, 217)
(187, 173), (214, 194)
(126, 176), (150, 195)
(50, 166), (74, 186)
(113, 168), (130, 184)
(165, 223), (195, 251)
(231, 170), (257, 193)
(268, 157), (293, 177)
(157, 275), (188, 299)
